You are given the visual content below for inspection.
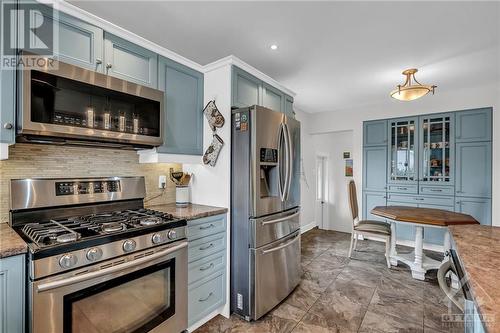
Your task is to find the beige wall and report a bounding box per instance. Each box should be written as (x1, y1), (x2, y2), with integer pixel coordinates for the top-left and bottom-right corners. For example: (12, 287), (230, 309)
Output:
(0, 143), (181, 223)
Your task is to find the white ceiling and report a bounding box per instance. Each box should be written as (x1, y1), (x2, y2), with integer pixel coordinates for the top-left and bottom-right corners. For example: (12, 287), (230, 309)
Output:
(69, 1), (500, 113)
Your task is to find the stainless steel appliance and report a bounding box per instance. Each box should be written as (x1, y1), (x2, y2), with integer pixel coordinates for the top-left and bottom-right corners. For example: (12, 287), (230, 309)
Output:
(231, 105), (301, 320)
(10, 177), (187, 333)
(18, 55), (164, 148)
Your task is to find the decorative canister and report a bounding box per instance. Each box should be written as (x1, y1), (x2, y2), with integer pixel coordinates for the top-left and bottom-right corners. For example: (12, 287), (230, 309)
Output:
(176, 186), (190, 207)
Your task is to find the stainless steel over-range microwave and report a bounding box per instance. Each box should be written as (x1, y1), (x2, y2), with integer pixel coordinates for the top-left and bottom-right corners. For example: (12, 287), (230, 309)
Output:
(17, 55), (164, 148)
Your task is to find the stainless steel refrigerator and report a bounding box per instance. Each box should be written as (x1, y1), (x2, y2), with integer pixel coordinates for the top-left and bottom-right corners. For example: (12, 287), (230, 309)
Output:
(231, 105), (301, 321)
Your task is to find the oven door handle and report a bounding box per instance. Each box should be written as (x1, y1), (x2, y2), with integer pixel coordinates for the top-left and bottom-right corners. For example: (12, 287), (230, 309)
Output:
(37, 241), (187, 293)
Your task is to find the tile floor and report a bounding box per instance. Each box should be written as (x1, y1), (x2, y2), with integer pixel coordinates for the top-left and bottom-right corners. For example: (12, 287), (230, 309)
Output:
(195, 228), (463, 333)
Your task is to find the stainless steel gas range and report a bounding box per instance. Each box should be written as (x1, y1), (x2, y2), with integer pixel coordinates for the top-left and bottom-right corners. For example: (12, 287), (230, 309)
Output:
(9, 176), (187, 333)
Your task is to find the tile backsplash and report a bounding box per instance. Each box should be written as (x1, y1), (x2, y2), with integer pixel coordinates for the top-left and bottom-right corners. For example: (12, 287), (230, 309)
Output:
(0, 143), (182, 223)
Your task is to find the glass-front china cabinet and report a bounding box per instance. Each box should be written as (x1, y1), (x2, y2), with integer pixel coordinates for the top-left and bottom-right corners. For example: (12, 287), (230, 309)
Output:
(420, 114), (453, 184)
(389, 118), (418, 183)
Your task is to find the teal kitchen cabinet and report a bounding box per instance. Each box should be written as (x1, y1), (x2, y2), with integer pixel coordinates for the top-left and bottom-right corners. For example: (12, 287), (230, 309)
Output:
(187, 214), (227, 327)
(362, 191), (387, 221)
(455, 142), (492, 198)
(284, 95), (294, 117)
(0, 69), (16, 143)
(232, 66), (262, 108)
(455, 197), (491, 226)
(362, 146), (387, 192)
(363, 120), (387, 146)
(262, 83), (284, 113)
(157, 57), (204, 155)
(0, 255), (25, 333)
(455, 108), (492, 143)
(387, 117), (419, 186)
(31, 5), (104, 71)
(104, 33), (158, 88)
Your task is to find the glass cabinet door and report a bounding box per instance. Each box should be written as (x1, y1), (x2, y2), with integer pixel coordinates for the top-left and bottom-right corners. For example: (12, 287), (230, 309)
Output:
(420, 114), (452, 183)
(389, 118), (418, 182)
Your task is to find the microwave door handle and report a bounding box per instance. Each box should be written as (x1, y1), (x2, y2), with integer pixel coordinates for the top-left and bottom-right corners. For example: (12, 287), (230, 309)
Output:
(277, 124), (285, 202)
(36, 241), (188, 293)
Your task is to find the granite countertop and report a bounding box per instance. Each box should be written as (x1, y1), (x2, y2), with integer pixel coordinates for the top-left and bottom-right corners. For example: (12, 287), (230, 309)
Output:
(449, 225), (500, 333)
(147, 203), (227, 220)
(0, 223), (27, 259)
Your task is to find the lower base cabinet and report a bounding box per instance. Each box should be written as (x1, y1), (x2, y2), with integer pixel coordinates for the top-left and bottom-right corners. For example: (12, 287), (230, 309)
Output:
(0, 255), (25, 333)
(455, 197), (491, 226)
(187, 214), (227, 327)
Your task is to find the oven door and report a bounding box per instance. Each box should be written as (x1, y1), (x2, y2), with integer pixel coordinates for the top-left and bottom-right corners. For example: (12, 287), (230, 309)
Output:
(30, 242), (187, 333)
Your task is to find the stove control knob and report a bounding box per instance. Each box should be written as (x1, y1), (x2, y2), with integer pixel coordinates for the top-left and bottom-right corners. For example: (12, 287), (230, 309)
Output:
(59, 254), (78, 269)
(122, 239), (137, 253)
(167, 230), (177, 240)
(152, 233), (164, 244)
(86, 247), (103, 262)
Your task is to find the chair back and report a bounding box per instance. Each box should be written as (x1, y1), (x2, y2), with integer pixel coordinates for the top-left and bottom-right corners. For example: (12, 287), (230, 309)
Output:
(348, 180), (359, 224)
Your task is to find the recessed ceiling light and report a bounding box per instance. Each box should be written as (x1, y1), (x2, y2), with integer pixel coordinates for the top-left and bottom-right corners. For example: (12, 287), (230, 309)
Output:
(270, 44), (278, 50)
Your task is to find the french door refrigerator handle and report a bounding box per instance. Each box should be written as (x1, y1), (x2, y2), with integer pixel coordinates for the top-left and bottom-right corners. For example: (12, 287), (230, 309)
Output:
(277, 123), (286, 202)
(261, 211), (300, 226)
(283, 123), (292, 200)
(262, 231), (300, 254)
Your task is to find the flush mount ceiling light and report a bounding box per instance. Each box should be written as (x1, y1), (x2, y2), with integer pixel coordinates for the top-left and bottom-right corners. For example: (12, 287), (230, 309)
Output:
(270, 44), (278, 50)
(390, 68), (437, 101)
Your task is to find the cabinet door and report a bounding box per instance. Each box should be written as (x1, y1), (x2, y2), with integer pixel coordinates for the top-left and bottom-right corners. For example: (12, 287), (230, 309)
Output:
(262, 83), (283, 113)
(284, 95), (294, 117)
(363, 120), (388, 146)
(455, 108), (492, 143)
(363, 146), (387, 192)
(419, 113), (454, 185)
(362, 191), (387, 221)
(157, 57), (204, 155)
(455, 142), (491, 198)
(104, 33), (158, 88)
(0, 69), (16, 143)
(455, 197), (491, 226)
(31, 5), (104, 71)
(388, 117), (418, 184)
(232, 66), (261, 108)
(0, 255), (25, 333)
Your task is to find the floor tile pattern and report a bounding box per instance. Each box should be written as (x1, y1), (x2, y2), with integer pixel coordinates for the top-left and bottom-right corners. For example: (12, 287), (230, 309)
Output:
(195, 228), (463, 333)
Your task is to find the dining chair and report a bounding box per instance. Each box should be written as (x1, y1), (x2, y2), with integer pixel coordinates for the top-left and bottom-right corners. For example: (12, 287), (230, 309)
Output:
(347, 180), (391, 268)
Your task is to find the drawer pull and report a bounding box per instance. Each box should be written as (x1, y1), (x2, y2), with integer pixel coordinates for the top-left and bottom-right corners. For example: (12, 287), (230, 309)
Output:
(429, 189), (442, 192)
(199, 292), (213, 302)
(199, 243), (214, 251)
(199, 263), (214, 271)
(414, 198), (424, 201)
(397, 187), (408, 190)
(199, 224), (215, 230)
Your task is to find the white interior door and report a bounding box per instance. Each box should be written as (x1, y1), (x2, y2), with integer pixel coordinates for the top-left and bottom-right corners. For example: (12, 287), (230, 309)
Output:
(315, 156), (328, 229)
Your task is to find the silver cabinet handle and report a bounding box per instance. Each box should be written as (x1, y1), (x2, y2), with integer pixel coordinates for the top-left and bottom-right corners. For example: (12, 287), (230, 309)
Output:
(429, 189), (442, 192)
(199, 292), (213, 302)
(37, 242), (187, 292)
(262, 232), (300, 254)
(106, 63), (112, 74)
(261, 211), (300, 226)
(397, 187), (408, 190)
(95, 58), (102, 65)
(199, 224), (215, 230)
(199, 243), (214, 251)
(414, 198), (424, 201)
(199, 263), (214, 271)
(3, 123), (13, 129)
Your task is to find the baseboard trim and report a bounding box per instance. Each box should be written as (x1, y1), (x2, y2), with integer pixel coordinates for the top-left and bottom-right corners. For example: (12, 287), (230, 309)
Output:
(301, 221), (317, 234)
(187, 306), (226, 332)
(365, 235), (444, 252)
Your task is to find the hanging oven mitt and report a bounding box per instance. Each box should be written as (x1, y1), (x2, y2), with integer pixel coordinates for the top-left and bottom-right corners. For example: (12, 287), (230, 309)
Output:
(203, 100), (225, 131)
(203, 134), (224, 167)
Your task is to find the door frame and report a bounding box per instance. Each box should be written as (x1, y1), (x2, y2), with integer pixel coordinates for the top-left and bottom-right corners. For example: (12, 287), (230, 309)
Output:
(315, 153), (329, 230)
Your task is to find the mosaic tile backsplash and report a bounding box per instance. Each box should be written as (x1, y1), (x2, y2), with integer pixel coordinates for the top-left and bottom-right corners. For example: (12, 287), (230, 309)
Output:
(0, 143), (181, 223)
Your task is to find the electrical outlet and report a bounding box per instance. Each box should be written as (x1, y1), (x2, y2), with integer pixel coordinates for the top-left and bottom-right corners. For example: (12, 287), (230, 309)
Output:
(158, 175), (167, 189)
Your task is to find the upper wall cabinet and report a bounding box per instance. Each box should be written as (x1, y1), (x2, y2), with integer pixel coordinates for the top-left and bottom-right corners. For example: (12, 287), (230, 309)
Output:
(363, 145), (388, 192)
(455, 108), (492, 143)
(388, 117), (418, 184)
(232, 66), (262, 108)
(32, 5), (103, 71)
(157, 57), (204, 155)
(1, 68), (16, 144)
(363, 120), (387, 146)
(104, 33), (158, 88)
(284, 95), (294, 117)
(455, 141), (492, 198)
(262, 83), (284, 113)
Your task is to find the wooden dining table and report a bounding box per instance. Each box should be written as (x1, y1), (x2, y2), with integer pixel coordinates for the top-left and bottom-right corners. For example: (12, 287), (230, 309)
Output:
(371, 205), (479, 280)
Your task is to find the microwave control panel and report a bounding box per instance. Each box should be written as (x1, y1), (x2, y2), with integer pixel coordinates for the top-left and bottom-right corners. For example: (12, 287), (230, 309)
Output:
(56, 180), (121, 196)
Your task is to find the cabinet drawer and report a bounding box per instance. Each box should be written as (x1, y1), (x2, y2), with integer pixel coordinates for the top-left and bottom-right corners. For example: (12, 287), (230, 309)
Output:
(188, 250), (225, 285)
(419, 186), (454, 196)
(387, 194), (454, 206)
(387, 185), (418, 194)
(187, 214), (226, 241)
(188, 270), (225, 326)
(188, 232), (226, 263)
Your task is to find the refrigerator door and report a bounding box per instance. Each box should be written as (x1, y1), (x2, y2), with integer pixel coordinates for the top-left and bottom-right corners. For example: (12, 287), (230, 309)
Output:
(283, 115), (301, 210)
(251, 106), (287, 217)
(250, 208), (300, 248)
(250, 230), (301, 320)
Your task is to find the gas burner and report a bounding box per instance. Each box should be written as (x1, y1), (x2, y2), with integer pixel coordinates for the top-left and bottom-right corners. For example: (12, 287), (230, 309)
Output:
(101, 222), (126, 233)
(139, 217), (162, 226)
(56, 233), (80, 243)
